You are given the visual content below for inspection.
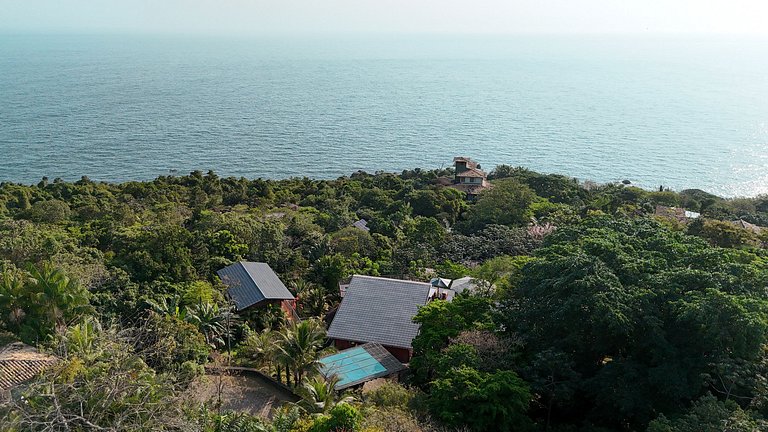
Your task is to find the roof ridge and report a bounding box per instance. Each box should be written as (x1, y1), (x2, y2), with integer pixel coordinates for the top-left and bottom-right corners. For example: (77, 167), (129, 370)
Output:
(351, 275), (431, 286)
(238, 261), (263, 283)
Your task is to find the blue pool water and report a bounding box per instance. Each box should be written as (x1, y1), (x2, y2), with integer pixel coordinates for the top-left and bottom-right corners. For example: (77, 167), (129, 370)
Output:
(320, 346), (387, 387)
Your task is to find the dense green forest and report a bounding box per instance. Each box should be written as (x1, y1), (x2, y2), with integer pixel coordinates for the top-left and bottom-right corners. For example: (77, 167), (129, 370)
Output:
(1, 165), (768, 431)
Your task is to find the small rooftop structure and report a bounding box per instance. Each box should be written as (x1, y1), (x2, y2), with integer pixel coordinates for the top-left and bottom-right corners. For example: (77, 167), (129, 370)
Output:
(328, 275), (431, 362)
(453, 156), (480, 168)
(431, 276), (477, 295)
(319, 343), (405, 390)
(217, 262), (294, 311)
(351, 219), (370, 232)
(450, 157), (490, 199)
(450, 276), (478, 294)
(1, 342), (57, 398)
(430, 277), (452, 289)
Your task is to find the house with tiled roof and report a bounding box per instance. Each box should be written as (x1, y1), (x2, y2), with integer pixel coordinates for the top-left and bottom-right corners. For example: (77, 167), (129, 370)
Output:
(450, 157), (491, 199)
(216, 262), (295, 312)
(327, 275), (432, 362)
(0, 342), (57, 400)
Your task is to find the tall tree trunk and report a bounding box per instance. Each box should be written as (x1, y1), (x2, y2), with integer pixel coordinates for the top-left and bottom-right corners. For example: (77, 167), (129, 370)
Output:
(285, 365), (291, 387)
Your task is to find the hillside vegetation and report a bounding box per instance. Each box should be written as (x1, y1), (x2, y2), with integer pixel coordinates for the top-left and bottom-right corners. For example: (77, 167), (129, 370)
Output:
(1, 166), (768, 431)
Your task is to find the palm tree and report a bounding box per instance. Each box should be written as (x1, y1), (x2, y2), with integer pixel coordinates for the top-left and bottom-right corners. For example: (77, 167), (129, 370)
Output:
(253, 304), (286, 331)
(241, 329), (276, 368)
(27, 264), (90, 335)
(146, 294), (187, 320)
(290, 279), (312, 298)
(61, 317), (103, 361)
(298, 375), (355, 415)
(185, 303), (235, 349)
(274, 329), (295, 387)
(300, 285), (328, 317)
(0, 270), (28, 332)
(291, 279), (328, 317)
(274, 318), (328, 385)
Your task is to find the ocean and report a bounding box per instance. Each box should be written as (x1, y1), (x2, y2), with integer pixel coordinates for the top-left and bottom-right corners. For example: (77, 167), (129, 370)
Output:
(1, 34), (766, 197)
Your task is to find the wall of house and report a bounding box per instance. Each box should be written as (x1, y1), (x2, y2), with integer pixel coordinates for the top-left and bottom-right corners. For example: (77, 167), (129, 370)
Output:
(334, 339), (356, 350)
(385, 346), (413, 363)
(455, 161), (468, 175)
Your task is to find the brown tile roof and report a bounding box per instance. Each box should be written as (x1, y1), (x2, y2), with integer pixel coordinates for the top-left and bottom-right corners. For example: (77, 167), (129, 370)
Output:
(453, 156), (474, 163)
(456, 167), (486, 178)
(0, 343), (57, 392)
(453, 157), (479, 169)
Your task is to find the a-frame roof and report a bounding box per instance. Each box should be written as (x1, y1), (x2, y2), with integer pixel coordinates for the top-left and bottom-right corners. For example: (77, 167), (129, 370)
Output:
(217, 262), (294, 310)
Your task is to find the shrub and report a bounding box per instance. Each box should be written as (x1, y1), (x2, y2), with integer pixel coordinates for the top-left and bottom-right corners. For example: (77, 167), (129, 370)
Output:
(364, 382), (418, 411)
(309, 403), (362, 432)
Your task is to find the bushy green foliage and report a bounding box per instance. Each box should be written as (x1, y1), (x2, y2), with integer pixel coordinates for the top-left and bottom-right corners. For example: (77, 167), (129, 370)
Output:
(462, 179), (536, 231)
(428, 366), (532, 432)
(318, 403), (362, 432)
(363, 382), (419, 411)
(130, 311), (210, 369)
(498, 217), (768, 429)
(647, 395), (767, 432)
(2, 323), (187, 431)
(0, 264), (91, 344)
(689, 218), (759, 248)
(410, 295), (494, 384)
(2, 166), (768, 432)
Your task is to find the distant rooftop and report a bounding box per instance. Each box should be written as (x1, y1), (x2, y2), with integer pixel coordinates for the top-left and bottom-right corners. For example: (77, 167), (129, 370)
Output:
(456, 167), (486, 178)
(351, 219), (370, 232)
(328, 275), (431, 350)
(1, 343), (57, 394)
(431, 275), (477, 295)
(319, 343), (405, 390)
(217, 262), (294, 311)
(732, 219), (764, 234)
(450, 276), (477, 294)
(654, 205), (700, 222)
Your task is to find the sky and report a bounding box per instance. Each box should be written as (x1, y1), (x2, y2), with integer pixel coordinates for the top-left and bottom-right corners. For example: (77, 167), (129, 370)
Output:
(1, 0), (767, 35)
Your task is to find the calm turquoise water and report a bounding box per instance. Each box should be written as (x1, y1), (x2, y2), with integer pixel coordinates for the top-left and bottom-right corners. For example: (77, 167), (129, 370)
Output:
(1, 34), (767, 197)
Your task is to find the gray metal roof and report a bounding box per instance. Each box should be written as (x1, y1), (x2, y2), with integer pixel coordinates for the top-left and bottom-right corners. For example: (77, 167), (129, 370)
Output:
(327, 275), (431, 350)
(351, 219), (369, 232)
(216, 262), (294, 310)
